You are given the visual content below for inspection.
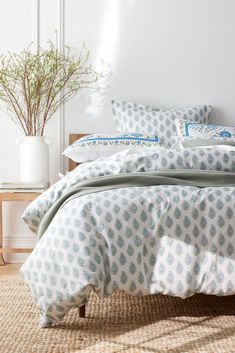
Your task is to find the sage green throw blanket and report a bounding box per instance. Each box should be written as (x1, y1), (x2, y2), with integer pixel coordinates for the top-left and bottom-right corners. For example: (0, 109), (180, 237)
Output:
(38, 169), (235, 239)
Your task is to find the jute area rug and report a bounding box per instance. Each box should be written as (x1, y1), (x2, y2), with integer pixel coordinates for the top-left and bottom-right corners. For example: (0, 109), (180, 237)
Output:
(1, 278), (235, 353)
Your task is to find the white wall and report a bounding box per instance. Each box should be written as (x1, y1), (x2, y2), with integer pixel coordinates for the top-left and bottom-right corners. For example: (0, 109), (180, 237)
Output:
(65, 0), (235, 127)
(1, 0), (235, 261)
(0, 0), (36, 262)
(0, 0), (60, 262)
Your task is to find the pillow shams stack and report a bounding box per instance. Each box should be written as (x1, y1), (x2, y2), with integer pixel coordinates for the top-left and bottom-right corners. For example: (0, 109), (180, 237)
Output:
(111, 100), (212, 147)
(64, 100), (212, 163)
(63, 132), (161, 163)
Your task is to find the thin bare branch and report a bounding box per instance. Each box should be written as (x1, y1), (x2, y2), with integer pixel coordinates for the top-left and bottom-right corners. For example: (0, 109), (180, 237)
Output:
(0, 40), (100, 136)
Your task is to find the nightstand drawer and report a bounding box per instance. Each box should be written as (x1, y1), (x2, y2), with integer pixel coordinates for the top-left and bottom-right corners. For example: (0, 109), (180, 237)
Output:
(0, 191), (42, 265)
(0, 248), (32, 254)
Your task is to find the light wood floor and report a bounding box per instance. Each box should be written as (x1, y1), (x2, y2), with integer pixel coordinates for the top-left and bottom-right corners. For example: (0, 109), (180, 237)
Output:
(0, 263), (22, 279)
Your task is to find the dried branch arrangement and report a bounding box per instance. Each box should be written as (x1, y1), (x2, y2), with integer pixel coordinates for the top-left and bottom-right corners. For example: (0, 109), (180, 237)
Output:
(0, 41), (99, 136)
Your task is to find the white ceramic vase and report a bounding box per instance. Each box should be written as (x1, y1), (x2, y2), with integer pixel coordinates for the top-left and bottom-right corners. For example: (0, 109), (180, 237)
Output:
(16, 136), (52, 184)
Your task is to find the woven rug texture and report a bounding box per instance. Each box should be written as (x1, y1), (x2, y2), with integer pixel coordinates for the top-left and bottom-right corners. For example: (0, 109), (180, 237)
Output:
(1, 278), (235, 353)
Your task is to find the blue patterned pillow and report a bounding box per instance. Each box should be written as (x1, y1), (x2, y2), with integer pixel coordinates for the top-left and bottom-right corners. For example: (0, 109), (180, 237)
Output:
(112, 100), (212, 146)
(176, 119), (235, 138)
(63, 133), (161, 163)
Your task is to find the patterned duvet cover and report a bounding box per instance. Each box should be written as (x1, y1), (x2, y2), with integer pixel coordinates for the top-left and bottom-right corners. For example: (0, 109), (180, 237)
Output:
(20, 148), (235, 327)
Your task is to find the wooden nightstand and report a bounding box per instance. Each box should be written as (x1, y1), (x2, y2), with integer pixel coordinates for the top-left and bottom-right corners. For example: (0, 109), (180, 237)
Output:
(0, 191), (41, 265)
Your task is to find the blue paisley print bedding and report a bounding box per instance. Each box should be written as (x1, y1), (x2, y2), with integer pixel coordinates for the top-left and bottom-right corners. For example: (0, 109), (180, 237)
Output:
(20, 148), (235, 327)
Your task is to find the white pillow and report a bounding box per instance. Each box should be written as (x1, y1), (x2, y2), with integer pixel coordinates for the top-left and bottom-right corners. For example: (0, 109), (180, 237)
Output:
(171, 136), (235, 151)
(63, 133), (161, 163)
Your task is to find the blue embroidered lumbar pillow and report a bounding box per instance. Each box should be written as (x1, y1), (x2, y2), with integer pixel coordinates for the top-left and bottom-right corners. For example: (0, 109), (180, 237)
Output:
(176, 119), (235, 139)
(63, 133), (161, 163)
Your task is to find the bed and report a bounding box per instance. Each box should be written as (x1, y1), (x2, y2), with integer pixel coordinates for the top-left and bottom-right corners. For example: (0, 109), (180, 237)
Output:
(20, 131), (235, 328)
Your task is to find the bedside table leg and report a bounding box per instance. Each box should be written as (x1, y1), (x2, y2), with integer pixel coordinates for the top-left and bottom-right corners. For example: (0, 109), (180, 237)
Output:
(0, 200), (5, 266)
(79, 304), (86, 318)
(0, 255), (5, 266)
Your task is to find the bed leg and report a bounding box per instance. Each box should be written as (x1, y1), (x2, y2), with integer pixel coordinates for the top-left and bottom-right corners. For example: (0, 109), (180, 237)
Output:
(79, 304), (86, 318)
